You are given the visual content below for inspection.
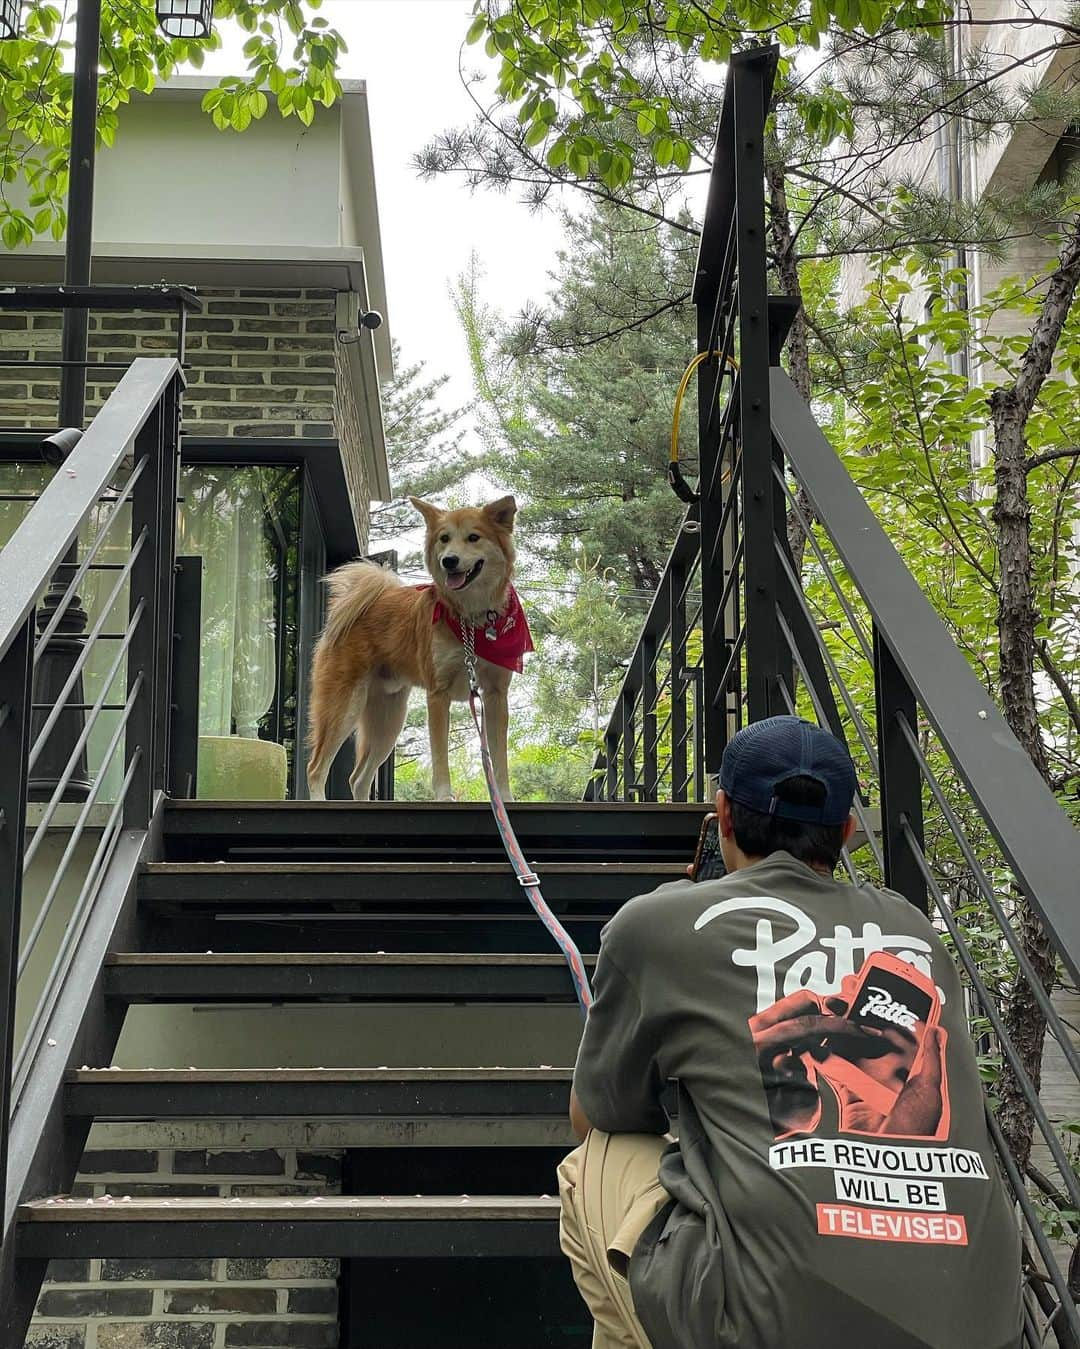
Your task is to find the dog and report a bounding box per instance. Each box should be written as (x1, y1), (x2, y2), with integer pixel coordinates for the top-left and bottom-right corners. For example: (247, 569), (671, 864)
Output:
(306, 495), (532, 802)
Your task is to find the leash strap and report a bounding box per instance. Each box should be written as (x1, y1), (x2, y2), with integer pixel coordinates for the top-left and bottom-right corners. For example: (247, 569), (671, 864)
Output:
(463, 627), (593, 1018)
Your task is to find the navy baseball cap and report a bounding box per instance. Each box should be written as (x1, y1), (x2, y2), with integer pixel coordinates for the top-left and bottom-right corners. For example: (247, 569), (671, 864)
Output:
(719, 716), (856, 825)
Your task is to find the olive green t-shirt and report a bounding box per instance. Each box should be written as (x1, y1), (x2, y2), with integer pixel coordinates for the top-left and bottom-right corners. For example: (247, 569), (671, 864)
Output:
(572, 852), (1022, 1349)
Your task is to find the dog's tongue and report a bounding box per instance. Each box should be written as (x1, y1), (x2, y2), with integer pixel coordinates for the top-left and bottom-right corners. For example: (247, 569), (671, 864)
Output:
(445, 571), (467, 591)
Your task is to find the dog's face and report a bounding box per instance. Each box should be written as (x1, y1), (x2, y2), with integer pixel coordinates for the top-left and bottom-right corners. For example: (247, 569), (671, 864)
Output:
(410, 495), (517, 610)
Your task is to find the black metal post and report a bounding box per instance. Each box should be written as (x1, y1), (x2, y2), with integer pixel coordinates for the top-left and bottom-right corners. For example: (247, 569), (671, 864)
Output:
(640, 633), (657, 799)
(375, 752), (395, 801)
(168, 556), (202, 799)
(621, 688), (636, 801)
(0, 618), (34, 1221)
(733, 52), (787, 722)
(604, 711), (619, 802)
(125, 394), (174, 829)
(873, 624), (928, 912)
(28, 0), (103, 803)
(669, 558), (688, 802)
(60, 0), (101, 429)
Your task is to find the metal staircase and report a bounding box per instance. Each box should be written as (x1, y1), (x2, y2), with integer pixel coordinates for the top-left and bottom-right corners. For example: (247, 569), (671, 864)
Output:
(6, 802), (702, 1346)
(4, 42), (1080, 1349)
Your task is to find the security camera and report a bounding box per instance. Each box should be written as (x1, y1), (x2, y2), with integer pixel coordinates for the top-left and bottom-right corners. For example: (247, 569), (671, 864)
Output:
(359, 309), (383, 331)
(42, 427), (83, 467)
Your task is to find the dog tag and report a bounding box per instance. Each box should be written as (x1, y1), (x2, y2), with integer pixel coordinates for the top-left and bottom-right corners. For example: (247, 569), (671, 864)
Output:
(484, 610), (499, 642)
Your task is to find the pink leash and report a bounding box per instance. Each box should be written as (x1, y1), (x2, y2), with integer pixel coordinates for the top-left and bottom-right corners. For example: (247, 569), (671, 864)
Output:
(463, 626), (592, 1017)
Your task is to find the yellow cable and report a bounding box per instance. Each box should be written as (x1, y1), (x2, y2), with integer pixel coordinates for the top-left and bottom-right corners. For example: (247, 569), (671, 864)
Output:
(669, 350), (739, 499)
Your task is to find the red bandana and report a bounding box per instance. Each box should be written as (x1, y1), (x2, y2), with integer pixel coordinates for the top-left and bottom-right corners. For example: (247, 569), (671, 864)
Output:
(417, 582), (535, 673)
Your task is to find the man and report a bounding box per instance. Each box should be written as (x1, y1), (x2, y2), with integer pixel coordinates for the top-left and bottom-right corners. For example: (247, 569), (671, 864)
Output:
(559, 715), (1021, 1349)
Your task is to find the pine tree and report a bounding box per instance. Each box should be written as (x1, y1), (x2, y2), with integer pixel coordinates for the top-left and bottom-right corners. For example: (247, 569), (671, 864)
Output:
(369, 340), (468, 555)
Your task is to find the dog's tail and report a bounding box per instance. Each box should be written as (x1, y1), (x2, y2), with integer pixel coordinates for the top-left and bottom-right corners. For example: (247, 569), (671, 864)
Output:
(318, 561), (402, 651)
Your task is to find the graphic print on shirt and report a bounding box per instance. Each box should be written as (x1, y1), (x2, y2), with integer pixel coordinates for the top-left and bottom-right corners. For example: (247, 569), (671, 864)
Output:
(748, 951), (952, 1143)
(695, 893), (986, 1247)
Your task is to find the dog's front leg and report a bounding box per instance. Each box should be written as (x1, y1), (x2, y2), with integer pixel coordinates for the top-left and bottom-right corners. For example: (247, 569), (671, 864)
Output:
(485, 684), (513, 801)
(428, 690), (453, 801)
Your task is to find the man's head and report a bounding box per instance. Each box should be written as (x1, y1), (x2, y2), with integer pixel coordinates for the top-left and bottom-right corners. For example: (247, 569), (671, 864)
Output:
(715, 716), (858, 873)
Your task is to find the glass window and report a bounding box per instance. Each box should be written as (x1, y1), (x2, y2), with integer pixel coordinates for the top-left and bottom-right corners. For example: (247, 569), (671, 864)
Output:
(177, 464), (302, 797)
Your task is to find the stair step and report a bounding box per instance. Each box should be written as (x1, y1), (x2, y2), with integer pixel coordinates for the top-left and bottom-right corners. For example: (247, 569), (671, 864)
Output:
(140, 860), (682, 906)
(104, 952), (596, 1003)
(17, 1194), (561, 1260)
(66, 1067), (574, 1119)
(163, 800), (706, 863)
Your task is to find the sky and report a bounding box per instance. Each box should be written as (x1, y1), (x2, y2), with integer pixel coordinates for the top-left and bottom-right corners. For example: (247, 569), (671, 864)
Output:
(210, 0), (568, 423)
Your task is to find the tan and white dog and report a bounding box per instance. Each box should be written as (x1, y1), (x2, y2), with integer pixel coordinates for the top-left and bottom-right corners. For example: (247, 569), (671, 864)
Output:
(306, 495), (531, 802)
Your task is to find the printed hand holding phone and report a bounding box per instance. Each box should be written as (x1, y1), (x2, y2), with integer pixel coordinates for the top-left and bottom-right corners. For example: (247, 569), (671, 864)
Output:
(749, 952), (950, 1140)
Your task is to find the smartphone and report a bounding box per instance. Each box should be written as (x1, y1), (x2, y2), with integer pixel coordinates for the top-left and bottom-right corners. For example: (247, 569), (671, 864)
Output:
(818, 951), (941, 1119)
(691, 813), (727, 882)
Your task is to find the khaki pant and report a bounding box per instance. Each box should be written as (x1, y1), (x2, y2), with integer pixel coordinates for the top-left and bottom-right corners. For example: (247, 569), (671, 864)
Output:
(557, 1131), (670, 1349)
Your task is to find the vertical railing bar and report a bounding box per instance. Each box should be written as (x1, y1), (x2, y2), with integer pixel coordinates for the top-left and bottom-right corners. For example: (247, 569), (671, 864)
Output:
(24, 600), (145, 870)
(124, 397), (167, 828)
(621, 689), (637, 802)
(151, 379), (180, 795)
(690, 666), (705, 801)
(32, 458), (146, 662)
(670, 556), (688, 802)
(605, 703), (620, 802)
(25, 531), (147, 774)
(641, 634), (658, 800)
(733, 53), (784, 720)
(0, 617), (34, 1222)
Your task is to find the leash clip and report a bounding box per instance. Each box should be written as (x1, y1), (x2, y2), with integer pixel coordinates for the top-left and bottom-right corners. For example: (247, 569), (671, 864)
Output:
(517, 871), (541, 888)
(462, 622), (481, 695)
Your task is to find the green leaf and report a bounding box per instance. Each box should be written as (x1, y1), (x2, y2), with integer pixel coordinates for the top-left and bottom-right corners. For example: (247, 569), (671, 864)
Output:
(466, 13), (487, 43)
(524, 120), (548, 148)
(654, 134), (673, 167)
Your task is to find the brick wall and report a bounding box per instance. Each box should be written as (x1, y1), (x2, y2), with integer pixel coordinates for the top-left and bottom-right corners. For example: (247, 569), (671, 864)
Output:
(30, 1144), (342, 1349)
(0, 285), (372, 548)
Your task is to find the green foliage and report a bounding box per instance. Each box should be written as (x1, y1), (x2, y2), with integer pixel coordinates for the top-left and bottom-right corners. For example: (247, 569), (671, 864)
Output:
(462, 0), (952, 189)
(0, 0), (346, 246)
(370, 340), (468, 559)
(456, 203), (694, 592)
(835, 259), (1080, 775)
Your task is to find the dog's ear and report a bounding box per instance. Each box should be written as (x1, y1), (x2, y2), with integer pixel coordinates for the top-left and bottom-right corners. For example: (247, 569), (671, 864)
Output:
(410, 497), (442, 528)
(484, 496), (517, 531)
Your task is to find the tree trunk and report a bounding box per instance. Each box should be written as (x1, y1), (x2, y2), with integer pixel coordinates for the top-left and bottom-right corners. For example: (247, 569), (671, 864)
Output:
(765, 148), (816, 577)
(987, 212), (1080, 1175)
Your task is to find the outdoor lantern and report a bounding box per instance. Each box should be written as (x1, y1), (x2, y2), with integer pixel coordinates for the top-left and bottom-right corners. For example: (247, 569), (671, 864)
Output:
(156, 0), (214, 39)
(0, 0), (20, 40)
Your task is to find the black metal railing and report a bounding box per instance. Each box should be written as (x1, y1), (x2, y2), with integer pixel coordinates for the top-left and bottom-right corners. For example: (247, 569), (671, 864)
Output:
(592, 46), (1080, 1345)
(0, 356), (183, 1238)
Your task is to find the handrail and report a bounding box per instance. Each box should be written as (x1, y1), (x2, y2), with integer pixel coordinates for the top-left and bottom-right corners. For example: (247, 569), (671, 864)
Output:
(0, 354), (183, 1295)
(592, 43), (1080, 1344)
(770, 366), (1080, 981)
(0, 358), (181, 663)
